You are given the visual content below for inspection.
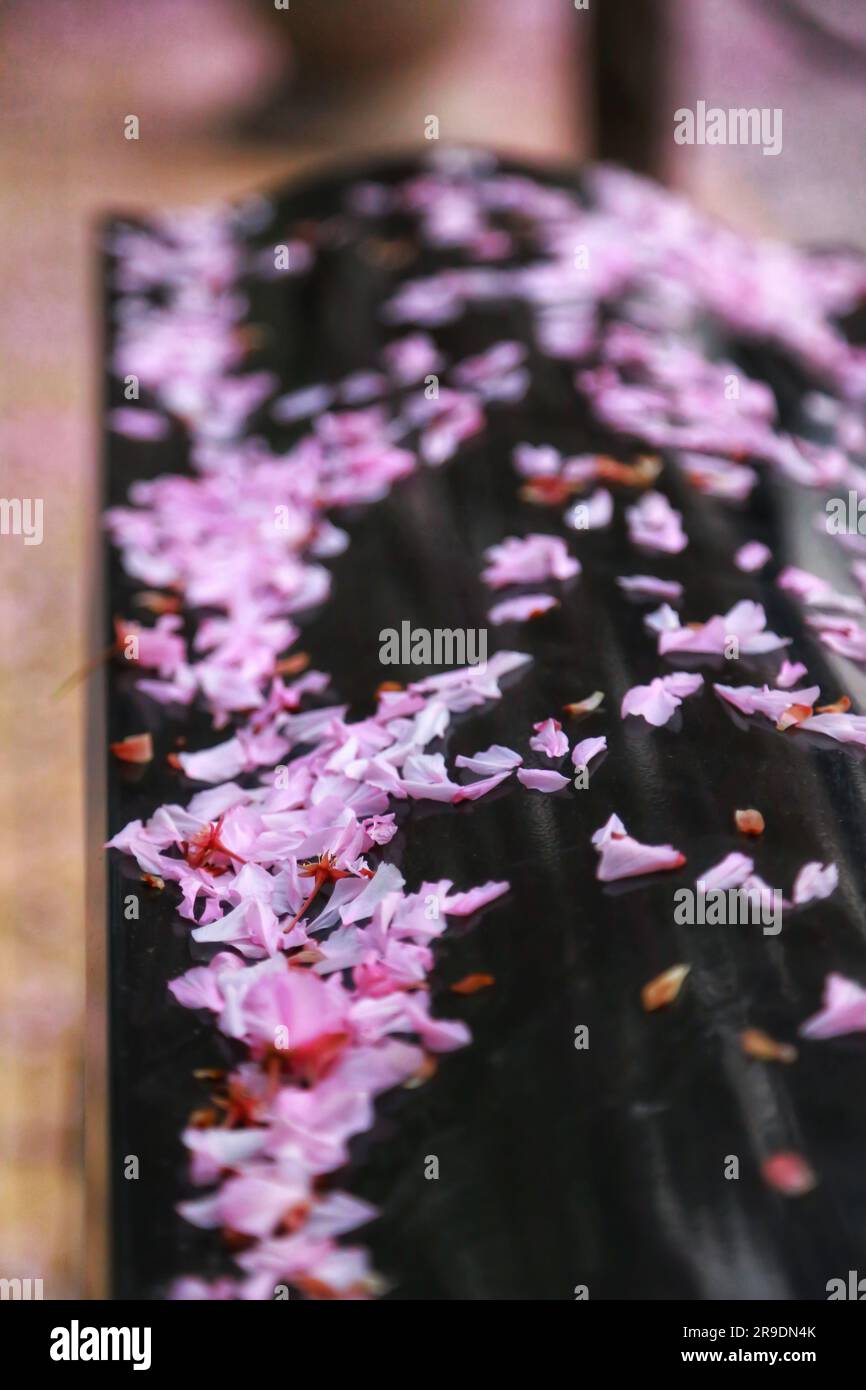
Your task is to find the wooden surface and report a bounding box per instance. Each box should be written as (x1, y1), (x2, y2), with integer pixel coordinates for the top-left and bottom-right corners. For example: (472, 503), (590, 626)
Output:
(0, 0), (583, 1299)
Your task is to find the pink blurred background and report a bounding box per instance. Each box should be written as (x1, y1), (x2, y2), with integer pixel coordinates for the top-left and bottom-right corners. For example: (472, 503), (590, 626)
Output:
(1, 0), (863, 1298)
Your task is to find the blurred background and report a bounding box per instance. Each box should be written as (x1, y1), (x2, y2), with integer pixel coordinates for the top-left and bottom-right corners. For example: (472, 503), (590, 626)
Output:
(1, 0), (865, 1298)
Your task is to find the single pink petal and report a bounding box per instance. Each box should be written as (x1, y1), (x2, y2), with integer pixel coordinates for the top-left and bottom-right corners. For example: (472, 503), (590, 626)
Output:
(451, 770), (512, 802)
(625, 491), (687, 554)
(512, 442), (562, 478)
(800, 973), (866, 1039)
(591, 812), (626, 847)
(517, 768), (571, 793)
(441, 881), (510, 916)
(735, 541), (771, 573)
(792, 861), (838, 906)
(617, 575), (683, 602)
(776, 659), (808, 689)
(109, 406), (170, 440)
(482, 534), (580, 588)
(592, 814), (685, 882)
(571, 735), (607, 767)
(564, 488), (613, 531)
(529, 718), (569, 759)
(488, 593), (559, 625)
(697, 852), (753, 893)
(454, 744), (523, 775)
(798, 711), (866, 745)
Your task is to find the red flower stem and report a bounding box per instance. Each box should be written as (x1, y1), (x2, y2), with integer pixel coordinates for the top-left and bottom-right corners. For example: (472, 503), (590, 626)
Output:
(284, 869), (327, 933)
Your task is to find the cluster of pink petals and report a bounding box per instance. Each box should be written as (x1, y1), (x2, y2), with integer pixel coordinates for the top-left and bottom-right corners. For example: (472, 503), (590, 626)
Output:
(621, 673), (703, 727)
(591, 813), (686, 883)
(109, 651), (523, 1298)
(697, 852), (837, 911)
(714, 682), (821, 724)
(105, 200), (541, 1300)
(105, 155), (866, 1295)
(658, 601), (789, 659)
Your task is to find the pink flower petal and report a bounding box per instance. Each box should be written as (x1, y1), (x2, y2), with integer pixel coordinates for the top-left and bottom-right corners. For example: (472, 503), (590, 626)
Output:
(517, 768), (571, 793)
(800, 973), (866, 1039)
(529, 718), (569, 759)
(454, 744), (522, 775)
(791, 861), (838, 906)
(571, 735), (607, 767)
(621, 673), (703, 727)
(617, 575), (683, 602)
(592, 814), (685, 882)
(625, 491), (687, 554)
(776, 659), (808, 689)
(735, 541), (771, 573)
(482, 534), (580, 588)
(488, 593), (559, 625)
